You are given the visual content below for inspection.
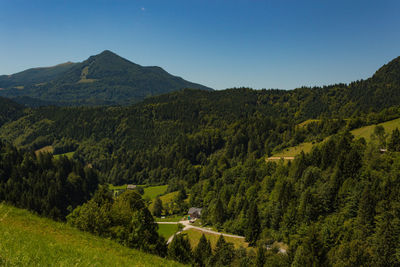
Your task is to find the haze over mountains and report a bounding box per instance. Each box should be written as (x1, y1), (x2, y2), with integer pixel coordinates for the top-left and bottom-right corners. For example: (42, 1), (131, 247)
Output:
(0, 50), (212, 106)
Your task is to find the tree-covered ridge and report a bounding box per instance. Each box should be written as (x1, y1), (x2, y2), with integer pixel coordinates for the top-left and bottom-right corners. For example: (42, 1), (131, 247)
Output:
(1, 81), (400, 186)
(0, 140), (98, 220)
(0, 96), (24, 127)
(0, 62), (76, 88)
(0, 50), (212, 106)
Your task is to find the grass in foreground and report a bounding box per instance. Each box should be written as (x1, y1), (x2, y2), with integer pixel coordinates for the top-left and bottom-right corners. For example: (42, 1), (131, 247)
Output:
(0, 203), (184, 267)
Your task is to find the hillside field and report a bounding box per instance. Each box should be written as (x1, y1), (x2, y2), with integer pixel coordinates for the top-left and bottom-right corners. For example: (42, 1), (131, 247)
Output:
(181, 228), (249, 250)
(350, 117), (400, 142)
(0, 203), (184, 267)
(157, 224), (180, 240)
(143, 185), (168, 199)
(269, 117), (400, 159)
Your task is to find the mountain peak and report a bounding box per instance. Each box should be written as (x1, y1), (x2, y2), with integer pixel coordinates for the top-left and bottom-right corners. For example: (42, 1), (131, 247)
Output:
(98, 50), (119, 57)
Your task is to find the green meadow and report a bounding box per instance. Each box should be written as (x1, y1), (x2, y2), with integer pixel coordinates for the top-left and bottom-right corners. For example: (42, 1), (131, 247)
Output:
(0, 203), (184, 267)
(143, 185), (169, 199)
(269, 117), (400, 159)
(157, 224), (181, 240)
(350, 117), (400, 142)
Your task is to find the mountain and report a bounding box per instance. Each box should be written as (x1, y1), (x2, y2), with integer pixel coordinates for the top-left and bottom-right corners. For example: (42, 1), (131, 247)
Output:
(0, 50), (212, 106)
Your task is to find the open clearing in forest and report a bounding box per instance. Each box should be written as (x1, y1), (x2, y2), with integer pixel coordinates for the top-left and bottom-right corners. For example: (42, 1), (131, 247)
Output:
(143, 185), (169, 199)
(268, 117), (400, 160)
(158, 223), (180, 240)
(34, 145), (54, 155)
(181, 228), (249, 250)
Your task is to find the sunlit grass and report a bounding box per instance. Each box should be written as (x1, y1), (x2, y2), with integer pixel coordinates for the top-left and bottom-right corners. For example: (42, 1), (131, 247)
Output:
(157, 224), (180, 239)
(0, 203), (184, 267)
(181, 228), (249, 250)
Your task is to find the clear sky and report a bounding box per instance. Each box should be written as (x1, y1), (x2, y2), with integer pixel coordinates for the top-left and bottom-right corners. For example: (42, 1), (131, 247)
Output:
(1, 0), (400, 90)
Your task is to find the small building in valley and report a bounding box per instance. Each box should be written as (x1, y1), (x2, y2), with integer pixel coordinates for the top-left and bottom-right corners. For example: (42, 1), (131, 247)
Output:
(188, 207), (202, 219)
(126, 184), (137, 190)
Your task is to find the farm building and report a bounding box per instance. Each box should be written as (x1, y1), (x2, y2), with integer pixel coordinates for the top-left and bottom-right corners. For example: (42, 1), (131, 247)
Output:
(188, 207), (202, 219)
(126, 184), (137, 190)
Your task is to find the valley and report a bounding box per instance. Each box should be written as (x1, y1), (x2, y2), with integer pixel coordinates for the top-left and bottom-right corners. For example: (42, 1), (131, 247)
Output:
(0, 55), (400, 266)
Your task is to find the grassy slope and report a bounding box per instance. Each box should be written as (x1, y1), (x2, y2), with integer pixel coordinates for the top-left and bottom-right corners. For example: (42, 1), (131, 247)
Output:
(34, 146), (75, 159)
(108, 185), (168, 200)
(155, 215), (184, 222)
(269, 117), (400, 159)
(0, 203), (184, 267)
(53, 151), (75, 159)
(143, 185), (168, 199)
(350, 117), (400, 142)
(34, 145), (54, 155)
(181, 228), (249, 250)
(149, 191), (179, 212)
(157, 224), (180, 240)
(272, 142), (313, 158)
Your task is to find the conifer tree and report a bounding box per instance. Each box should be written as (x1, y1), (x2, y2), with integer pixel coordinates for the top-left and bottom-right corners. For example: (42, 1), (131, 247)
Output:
(388, 128), (400, 151)
(152, 196), (163, 217)
(193, 234), (212, 267)
(245, 202), (261, 246)
(168, 234), (192, 264)
(255, 246), (266, 267)
(209, 235), (235, 266)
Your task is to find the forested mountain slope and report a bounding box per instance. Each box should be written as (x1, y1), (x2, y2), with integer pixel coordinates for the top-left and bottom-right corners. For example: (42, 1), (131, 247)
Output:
(0, 96), (24, 127)
(0, 50), (212, 106)
(1, 53), (400, 185)
(0, 62), (76, 88)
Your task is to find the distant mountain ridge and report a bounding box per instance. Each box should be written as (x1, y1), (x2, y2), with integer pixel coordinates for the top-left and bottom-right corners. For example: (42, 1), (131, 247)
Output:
(0, 50), (212, 106)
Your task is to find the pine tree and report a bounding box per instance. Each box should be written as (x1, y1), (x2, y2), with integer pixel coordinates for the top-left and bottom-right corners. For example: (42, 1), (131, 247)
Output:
(255, 246), (266, 267)
(152, 196), (163, 217)
(168, 234), (192, 264)
(357, 183), (375, 235)
(209, 235), (235, 266)
(373, 203), (398, 266)
(388, 128), (400, 151)
(193, 234), (212, 267)
(212, 198), (225, 226)
(245, 202), (261, 246)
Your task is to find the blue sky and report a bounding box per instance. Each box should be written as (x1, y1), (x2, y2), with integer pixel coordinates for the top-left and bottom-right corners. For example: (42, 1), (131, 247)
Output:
(1, 0), (399, 90)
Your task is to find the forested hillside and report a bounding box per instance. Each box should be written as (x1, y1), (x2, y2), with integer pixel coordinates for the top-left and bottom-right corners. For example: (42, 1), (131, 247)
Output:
(0, 55), (400, 266)
(0, 96), (24, 127)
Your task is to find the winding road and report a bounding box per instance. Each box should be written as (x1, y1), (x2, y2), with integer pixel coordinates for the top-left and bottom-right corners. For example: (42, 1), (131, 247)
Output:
(158, 220), (244, 244)
(158, 219), (287, 253)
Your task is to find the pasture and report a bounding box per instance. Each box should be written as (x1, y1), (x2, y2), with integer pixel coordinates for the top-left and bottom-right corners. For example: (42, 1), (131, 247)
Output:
(0, 203), (184, 267)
